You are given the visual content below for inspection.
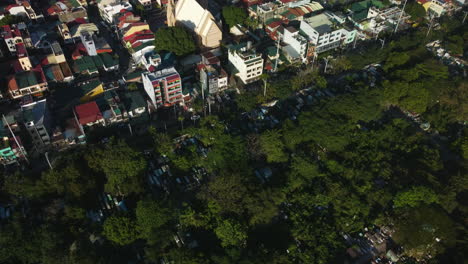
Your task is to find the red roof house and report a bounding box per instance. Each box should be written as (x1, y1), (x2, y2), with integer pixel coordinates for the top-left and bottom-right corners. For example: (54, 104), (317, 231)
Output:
(75, 101), (103, 125)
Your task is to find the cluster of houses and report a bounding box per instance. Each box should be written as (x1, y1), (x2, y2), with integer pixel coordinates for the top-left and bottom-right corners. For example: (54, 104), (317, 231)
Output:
(0, 0), (464, 167)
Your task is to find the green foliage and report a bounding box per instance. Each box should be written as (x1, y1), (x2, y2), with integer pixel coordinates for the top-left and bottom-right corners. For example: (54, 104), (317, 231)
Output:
(259, 130), (288, 163)
(0, 15), (24, 26)
(103, 215), (139, 246)
(87, 139), (146, 195)
(136, 199), (173, 241)
(214, 219), (247, 248)
(222, 6), (247, 28)
(393, 206), (456, 258)
(154, 27), (196, 56)
(393, 186), (439, 208)
(405, 1), (426, 21)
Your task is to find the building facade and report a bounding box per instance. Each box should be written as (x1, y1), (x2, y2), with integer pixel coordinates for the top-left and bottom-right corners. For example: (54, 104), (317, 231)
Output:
(228, 43), (264, 84)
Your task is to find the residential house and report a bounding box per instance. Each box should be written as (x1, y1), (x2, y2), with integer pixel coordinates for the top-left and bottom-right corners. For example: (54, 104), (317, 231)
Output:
(228, 42), (264, 84)
(7, 69), (48, 99)
(21, 99), (52, 150)
(142, 67), (184, 109)
(0, 116), (27, 165)
(0, 25), (24, 55)
(15, 43), (32, 71)
(74, 101), (105, 127)
(123, 91), (147, 118)
(174, 0), (222, 49)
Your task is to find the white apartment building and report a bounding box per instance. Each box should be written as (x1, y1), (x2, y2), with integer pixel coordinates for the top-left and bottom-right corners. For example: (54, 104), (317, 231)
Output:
(199, 64), (228, 95)
(228, 43), (264, 84)
(280, 26), (308, 63)
(300, 13), (356, 54)
(98, 1), (133, 24)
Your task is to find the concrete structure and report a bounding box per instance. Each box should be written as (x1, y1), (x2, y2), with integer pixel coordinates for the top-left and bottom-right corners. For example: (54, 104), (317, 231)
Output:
(98, 1), (133, 24)
(16, 43), (32, 71)
(0, 116), (27, 165)
(228, 43), (264, 84)
(174, 0), (222, 48)
(199, 64), (228, 95)
(80, 32), (98, 56)
(21, 99), (52, 149)
(0, 25), (24, 55)
(280, 26), (308, 63)
(7, 69), (48, 99)
(300, 13), (356, 54)
(142, 67), (183, 109)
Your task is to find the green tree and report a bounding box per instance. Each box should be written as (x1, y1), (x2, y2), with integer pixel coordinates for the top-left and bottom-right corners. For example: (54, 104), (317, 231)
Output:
(259, 130), (288, 163)
(0, 15), (24, 26)
(393, 206), (456, 259)
(154, 27), (196, 56)
(405, 1), (426, 21)
(393, 186), (439, 208)
(214, 219), (247, 248)
(103, 215), (139, 246)
(87, 139), (146, 196)
(136, 199), (173, 241)
(222, 6), (247, 28)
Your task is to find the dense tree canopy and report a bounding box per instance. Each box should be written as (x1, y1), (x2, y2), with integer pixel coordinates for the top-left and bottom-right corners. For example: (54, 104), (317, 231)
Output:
(154, 27), (196, 56)
(222, 6), (248, 28)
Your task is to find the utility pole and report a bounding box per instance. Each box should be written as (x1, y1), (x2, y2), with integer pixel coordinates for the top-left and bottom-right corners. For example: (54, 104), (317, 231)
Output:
(462, 11), (468, 24)
(426, 14), (436, 38)
(324, 57), (330, 73)
(379, 38), (385, 49)
(394, 0), (408, 34)
(45, 152), (52, 170)
(208, 97), (212, 115)
(273, 36), (281, 72)
(3, 115), (28, 164)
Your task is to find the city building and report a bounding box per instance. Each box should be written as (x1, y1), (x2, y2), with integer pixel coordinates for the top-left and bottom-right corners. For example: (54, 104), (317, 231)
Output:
(199, 64), (228, 95)
(228, 42), (264, 84)
(7, 69), (48, 99)
(0, 116), (27, 165)
(74, 101), (105, 127)
(300, 13), (356, 54)
(98, 1), (133, 24)
(173, 0), (222, 49)
(142, 67), (184, 109)
(21, 99), (52, 150)
(279, 26), (308, 63)
(0, 25), (24, 55)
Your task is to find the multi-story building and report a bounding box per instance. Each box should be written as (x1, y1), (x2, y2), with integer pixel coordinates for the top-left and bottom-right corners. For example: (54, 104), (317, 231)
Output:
(199, 64), (228, 95)
(228, 43), (264, 84)
(142, 67), (183, 109)
(279, 26), (308, 63)
(15, 43), (32, 71)
(300, 13), (356, 54)
(21, 99), (52, 150)
(98, 1), (133, 24)
(7, 69), (48, 99)
(0, 25), (24, 55)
